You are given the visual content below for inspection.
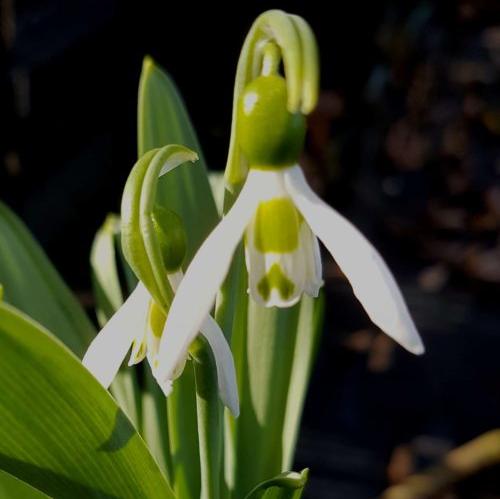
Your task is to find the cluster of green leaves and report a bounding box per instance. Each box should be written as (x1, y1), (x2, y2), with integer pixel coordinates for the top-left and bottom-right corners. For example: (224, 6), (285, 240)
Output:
(0, 52), (322, 498)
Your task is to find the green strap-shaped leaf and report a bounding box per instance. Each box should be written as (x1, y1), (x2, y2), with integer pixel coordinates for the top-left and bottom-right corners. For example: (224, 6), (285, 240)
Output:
(0, 470), (50, 499)
(90, 214), (124, 327)
(138, 56), (219, 262)
(216, 221), (323, 499)
(0, 200), (95, 357)
(244, 469), (309, 499)
(0, 301), (174, 499)
(281, 295), (324, 469)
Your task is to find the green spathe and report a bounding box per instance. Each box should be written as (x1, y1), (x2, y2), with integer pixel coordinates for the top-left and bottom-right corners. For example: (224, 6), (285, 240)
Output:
(238, 75), (306, 169)
(254, 198), (301, 253)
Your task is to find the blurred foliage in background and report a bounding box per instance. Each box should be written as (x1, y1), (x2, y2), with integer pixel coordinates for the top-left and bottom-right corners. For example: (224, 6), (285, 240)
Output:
(1, 1), (499, 498)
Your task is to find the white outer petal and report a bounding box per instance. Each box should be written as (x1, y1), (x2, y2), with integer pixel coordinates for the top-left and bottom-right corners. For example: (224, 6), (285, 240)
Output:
(284, 165), (424, 355)
(167, 270), (239, 415)
(199, 316), (240, 417)
(155, 171), (263, 384)
(82, 282), (151, 388)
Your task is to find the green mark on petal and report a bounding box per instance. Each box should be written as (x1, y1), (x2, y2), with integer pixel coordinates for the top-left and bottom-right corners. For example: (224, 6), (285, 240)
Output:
(254, 198), (300, 252)
(257, 263), (295, 301)
(131, 340), (147, 363)
(148, 301), (166, 338)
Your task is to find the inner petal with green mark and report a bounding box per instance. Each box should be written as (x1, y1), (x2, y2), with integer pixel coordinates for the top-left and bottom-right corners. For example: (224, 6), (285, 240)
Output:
(253, 197), (301, 253)
(148, 300), (166, 338)
(257, 263), (295, 302)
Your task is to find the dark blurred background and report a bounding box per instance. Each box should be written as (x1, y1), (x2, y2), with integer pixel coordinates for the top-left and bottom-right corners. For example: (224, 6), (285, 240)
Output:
(1, 1), (500, 497)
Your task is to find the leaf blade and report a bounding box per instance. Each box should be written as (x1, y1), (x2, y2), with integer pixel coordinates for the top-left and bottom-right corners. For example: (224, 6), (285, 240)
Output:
(0, 200), (95, 356)
(137, 56), (219, 261)
(0, 301), (173, 499)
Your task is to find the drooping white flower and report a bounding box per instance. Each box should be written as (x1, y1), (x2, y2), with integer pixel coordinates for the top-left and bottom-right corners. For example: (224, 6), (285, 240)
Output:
(82, 271), (239, 417)
(155, 165), (424, 384)
(82, 144), (239, 416)
(155, 74), (424, 388)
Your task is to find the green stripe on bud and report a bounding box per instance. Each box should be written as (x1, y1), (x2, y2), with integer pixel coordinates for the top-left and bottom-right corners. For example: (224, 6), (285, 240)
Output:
(151, 205), (187, 273)
(238, 75), (305, 169)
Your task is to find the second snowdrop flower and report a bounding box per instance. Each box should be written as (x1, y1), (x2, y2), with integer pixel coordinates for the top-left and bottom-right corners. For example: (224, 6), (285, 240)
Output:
(83, 145), (239, 416)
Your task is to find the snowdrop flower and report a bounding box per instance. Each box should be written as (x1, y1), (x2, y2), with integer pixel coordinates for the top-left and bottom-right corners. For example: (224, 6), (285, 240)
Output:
(83, 146), (239, 416)
(156, 74), (424, 387)
(83, 274), (239, 417)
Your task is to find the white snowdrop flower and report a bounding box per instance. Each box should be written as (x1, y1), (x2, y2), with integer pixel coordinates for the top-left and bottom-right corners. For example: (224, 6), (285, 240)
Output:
(156, 74), (424, 388)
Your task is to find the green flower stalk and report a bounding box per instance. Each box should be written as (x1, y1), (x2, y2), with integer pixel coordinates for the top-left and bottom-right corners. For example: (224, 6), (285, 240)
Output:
(155, 11), (423, 389)
(83, 145), (239, 416)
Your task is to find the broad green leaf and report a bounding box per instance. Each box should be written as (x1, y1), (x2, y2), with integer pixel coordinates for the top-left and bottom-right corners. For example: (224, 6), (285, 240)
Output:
(282, 295), (324, 469)
(233, 303), (300, 496)
(138, 56), (219, 261)
(0, 300), (174, 499)
(0, 200), (94, 356)
(244, 469), (309, 499)
(229, 296), (323, 497)
(0, 470), (49, 499)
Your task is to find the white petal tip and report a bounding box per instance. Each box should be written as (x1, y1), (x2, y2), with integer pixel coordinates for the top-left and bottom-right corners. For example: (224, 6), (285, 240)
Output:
(387, 323), (425, 356)
(221, 393), (240, 418)
(229, 405), (240, 418)
(408, 342), (425, 355)
(153, 366), (175, 397)
(157, 378), (174, 397)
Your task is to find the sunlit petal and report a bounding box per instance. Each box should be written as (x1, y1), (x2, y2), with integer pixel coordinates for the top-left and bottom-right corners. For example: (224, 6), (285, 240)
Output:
(155, 172), (263, 384)
(285, 165), (424, 355)
(299, 223), (323, 297)
(82, 282), (151, 387)
(199, 316), (240, 417)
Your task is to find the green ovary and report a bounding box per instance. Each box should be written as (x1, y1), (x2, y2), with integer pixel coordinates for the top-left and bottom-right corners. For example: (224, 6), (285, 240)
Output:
(257, 263), (295, 301)
(253, 198), (301, 252)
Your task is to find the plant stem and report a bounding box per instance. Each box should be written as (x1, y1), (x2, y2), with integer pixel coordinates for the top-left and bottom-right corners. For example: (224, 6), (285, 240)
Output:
(193, 338), (222, 499)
